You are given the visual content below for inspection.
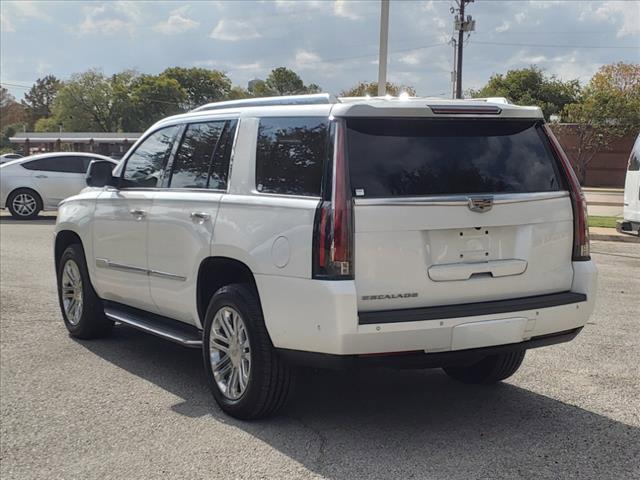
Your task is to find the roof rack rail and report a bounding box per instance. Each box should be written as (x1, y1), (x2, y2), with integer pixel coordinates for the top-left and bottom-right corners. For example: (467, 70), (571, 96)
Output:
(192, 93), (338, 112)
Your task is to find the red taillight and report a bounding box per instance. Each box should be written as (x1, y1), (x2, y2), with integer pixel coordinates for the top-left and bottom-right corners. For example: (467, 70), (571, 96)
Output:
(313, 121), (354, 279)
(428, 105), (502, 115)
(543, 125), (590, 261)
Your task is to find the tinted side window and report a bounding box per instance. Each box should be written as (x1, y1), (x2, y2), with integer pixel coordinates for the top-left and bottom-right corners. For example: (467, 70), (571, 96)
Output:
(169, 121), (225, 189)
(22, 156), (86, 173)
(629, 151), (639, 171)
(256, 117), (328, 196)
(122, 126), (179, 188)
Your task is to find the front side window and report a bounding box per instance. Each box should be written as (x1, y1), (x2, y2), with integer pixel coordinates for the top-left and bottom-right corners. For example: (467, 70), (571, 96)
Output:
(122, 126), (179, 188)
(256, 117), (328, 196)
(22, 156), (86, 173)
(168, 120), (235, 190)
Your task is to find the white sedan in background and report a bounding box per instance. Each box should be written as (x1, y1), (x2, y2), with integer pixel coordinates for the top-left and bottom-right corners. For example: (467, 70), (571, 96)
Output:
(0, 152), (117, 219)
(0, 153), (23, 164)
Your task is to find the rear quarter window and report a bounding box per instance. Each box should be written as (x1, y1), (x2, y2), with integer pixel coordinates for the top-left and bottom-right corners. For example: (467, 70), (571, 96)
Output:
(255, 117), (328, 197)
(347, 119), (563, 197)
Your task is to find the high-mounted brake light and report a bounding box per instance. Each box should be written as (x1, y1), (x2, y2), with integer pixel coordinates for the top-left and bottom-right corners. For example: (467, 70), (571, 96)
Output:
(543, 125), (590, 261)
(313, 120), (354, 279)
(428, 105), (502, 115)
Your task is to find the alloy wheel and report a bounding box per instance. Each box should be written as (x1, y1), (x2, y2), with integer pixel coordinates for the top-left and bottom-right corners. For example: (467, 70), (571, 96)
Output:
(12, 193), (37, 217)
(61, 259), (83, 325)
(209, 306), (252, 400)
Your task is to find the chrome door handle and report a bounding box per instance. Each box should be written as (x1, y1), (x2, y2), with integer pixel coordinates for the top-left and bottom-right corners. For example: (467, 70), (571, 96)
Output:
(190, 212), (211, 223)
(130, 209), (147, 220)
(35, 175), (48, 179)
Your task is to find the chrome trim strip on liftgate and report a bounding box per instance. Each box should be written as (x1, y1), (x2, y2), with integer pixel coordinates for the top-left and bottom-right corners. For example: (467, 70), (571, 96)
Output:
(354, 191), (569, 207)
(96, 258), (186, 281)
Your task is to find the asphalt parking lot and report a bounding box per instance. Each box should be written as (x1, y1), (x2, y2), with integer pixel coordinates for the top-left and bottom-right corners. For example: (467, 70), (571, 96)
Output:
(1, 214), (639, 480)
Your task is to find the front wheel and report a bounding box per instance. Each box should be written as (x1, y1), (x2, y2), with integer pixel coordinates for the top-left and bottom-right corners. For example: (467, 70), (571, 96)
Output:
(202, 284), (294, 419)
(57, 244), (113, 339)
(443, 350), (526, 384)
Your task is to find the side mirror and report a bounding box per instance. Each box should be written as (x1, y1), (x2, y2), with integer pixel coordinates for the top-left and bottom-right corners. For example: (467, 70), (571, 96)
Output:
(86, 160), (117, 188)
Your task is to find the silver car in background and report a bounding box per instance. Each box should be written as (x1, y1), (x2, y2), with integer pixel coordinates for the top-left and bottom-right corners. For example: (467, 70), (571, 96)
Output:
(0, 152), (117, 219)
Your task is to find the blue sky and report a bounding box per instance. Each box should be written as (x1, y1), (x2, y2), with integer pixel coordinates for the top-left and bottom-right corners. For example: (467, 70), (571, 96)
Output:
(1, 0), (638, 100)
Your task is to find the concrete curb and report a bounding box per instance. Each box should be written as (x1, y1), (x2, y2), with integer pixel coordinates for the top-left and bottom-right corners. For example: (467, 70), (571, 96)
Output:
(590, 232), (640, 243)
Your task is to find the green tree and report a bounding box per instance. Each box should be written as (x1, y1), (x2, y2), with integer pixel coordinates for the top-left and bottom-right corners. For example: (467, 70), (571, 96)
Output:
(227, 86), (252, 100)
(0, 87), (26, 130)
(48, 69), (187, 132)
(51, 69), (122, 131)
(249, 68), (322, 97)
(556, 62), (640, 182)
(471, 66), (581, 120)
(129, 74), (186, 130)
(21, 75), (61, 128)
(34, 116), (61, 133)
(340, 81), (416, 97)
(161, 67), (232, 110)
(265, 67), (305, 95)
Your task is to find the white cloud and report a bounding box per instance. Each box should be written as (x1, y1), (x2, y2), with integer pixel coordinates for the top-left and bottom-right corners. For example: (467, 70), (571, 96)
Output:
(333, 0), (361, 20)
(209, 19), (261, 41)
(1, 12), (15, 32)
(36, 60), (52, 75)
(79, 1), (141, 36)
(275, 0), (324, 12)
(153, 6), (199, 35)
(515, 12), (527, 23)
(521, 54), (548, 63)
(399, 52), (423, 66)
(295, 49), (322, 67)
(10, 1), (51, 21)
(495, 21), (511, 33)
(592, 1), (640, 37)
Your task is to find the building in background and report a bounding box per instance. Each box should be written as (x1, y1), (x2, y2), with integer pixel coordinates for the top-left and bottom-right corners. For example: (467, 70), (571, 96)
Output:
(9, 132), (142, 159)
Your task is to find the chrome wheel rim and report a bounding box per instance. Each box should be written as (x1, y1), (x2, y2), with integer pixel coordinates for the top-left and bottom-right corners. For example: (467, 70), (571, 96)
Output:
(209, 306), (251, 400)
(12, 193), (37, 216)
(61, 259), (83, 325)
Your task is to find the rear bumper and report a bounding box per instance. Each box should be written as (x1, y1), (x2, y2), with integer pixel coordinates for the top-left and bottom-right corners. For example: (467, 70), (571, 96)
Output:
(278, 327), (582, 369)
(255, 260), (597, 356)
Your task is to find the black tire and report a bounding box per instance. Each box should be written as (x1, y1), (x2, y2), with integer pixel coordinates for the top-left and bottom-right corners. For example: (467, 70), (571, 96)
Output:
(202, 283), (294, 420)
(57, 243), (113, 339)
(443, 350), (526, 384)
(7, 188), (42, 219)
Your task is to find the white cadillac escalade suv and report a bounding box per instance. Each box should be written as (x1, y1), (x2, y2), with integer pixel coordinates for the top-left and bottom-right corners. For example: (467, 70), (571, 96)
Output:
(54, 94), (597, 419)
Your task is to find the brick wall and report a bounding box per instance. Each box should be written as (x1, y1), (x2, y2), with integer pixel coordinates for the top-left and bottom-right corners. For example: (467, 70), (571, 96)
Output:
(551, 124), (637, 188)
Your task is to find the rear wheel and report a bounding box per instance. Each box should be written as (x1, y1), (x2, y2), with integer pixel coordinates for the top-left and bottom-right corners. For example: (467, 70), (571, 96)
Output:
(203, 284), (294, 419)
(443, 350), (526, 384)
(57, 244), (113, 339)
(7, 188), (42, 219)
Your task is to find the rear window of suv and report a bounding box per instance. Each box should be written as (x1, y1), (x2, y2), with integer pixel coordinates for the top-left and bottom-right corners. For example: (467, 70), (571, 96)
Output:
(347, 119), (563, 197)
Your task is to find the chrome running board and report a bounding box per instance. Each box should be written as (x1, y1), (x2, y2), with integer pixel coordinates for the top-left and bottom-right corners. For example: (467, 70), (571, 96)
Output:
(104, 302), (202, 348)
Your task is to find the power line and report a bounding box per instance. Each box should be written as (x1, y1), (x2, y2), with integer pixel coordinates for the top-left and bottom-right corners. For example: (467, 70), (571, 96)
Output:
(472, 40), (639, 49)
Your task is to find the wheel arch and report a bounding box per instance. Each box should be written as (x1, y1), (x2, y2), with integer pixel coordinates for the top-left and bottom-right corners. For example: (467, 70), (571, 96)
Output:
(196, 256), (262, 326)
(54, 230), (84, 273)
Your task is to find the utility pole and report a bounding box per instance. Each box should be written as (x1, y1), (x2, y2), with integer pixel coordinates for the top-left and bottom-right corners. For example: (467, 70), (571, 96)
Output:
(377, 0), (390, 96)
(449, 37), (457, 99)
(453, 0), (475, 99)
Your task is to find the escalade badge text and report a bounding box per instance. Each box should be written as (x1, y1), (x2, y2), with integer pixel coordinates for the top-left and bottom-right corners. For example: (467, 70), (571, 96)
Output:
(362, 293), (418, 301)
(467, 196), (493, 213)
